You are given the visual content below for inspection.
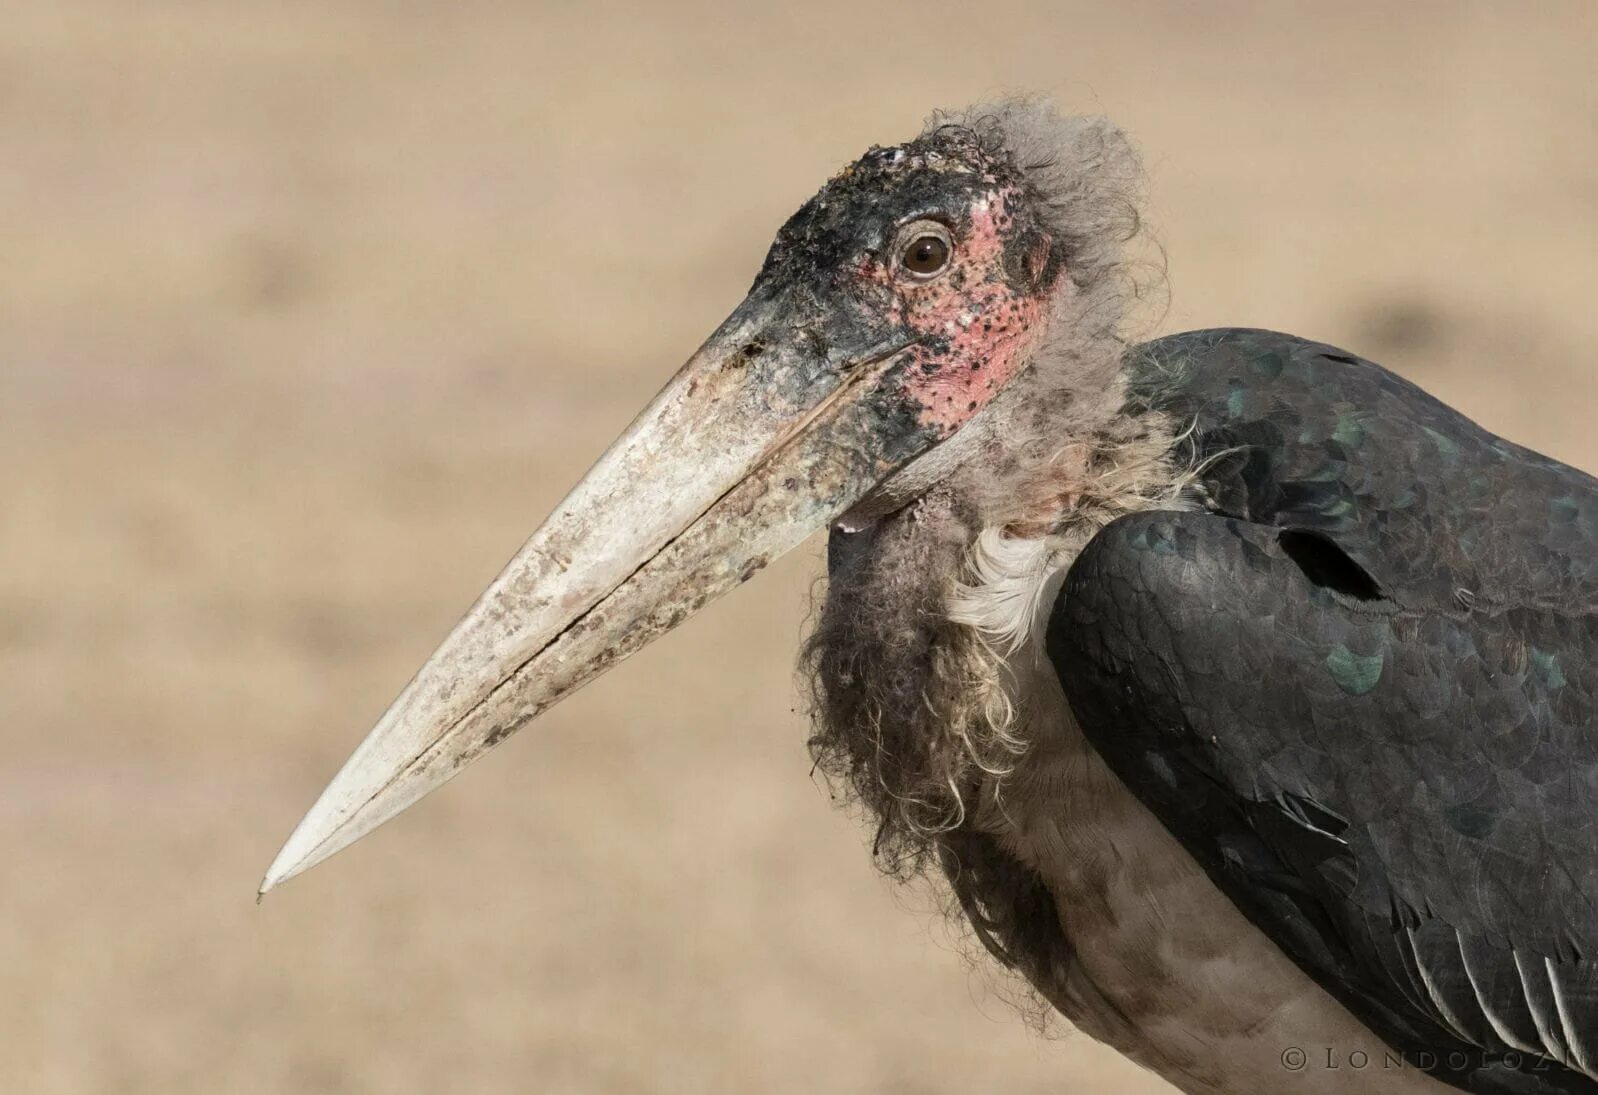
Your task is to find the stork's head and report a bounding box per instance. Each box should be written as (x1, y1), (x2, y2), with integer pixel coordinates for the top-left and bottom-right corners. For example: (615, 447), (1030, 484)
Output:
(751, 124), (1068, 442)
(262, 101), (1141, 892)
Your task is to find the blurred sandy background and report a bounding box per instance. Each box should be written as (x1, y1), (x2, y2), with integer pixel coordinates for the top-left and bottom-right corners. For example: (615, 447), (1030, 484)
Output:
(4, 2), (1596, 1092)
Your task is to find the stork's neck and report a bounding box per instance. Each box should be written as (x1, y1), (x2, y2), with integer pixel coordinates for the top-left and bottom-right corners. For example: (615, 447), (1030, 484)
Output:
(944, 352), (1186, 657)
(940, 309), (1181, 540)
(805, 330), (1187, 877)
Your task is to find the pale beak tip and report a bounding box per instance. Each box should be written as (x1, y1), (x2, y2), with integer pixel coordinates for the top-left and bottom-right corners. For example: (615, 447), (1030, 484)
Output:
(256, 771), (405, 899)
(256, 848), (297, 901)
(257, 816), (329, 899)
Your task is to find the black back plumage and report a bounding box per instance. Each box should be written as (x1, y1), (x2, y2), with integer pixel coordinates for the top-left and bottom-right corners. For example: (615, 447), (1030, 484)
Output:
(1050, 329), (1598, 1093)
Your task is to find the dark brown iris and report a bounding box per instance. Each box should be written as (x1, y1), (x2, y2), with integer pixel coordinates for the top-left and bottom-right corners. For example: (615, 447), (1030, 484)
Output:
(901, 234), (950, 276)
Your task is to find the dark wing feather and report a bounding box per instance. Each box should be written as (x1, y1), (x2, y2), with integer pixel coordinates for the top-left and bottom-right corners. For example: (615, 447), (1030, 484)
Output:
(1047, 330), (1598, 1094)
(1126, 328), (1598, 616)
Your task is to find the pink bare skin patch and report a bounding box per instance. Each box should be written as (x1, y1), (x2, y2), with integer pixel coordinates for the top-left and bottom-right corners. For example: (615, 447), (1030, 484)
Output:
(873, 187), (1063, 438)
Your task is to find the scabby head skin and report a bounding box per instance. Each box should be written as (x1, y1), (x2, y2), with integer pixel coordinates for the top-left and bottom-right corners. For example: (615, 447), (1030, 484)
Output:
(756, 124), (1070, 442)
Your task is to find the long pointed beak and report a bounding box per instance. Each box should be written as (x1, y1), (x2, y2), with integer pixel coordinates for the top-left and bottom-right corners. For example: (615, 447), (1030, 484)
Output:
(261, 291), (929, 893)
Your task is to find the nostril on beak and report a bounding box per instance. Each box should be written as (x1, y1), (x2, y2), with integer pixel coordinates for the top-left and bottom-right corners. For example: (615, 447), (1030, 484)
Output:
(795, 326), (833, 362)
(720, 339), (765, 372)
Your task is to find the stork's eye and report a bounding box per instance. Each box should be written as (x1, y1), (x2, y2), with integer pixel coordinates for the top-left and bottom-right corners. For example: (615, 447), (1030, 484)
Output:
(903, 235), (949, 275)
(895, 222), (953, 279)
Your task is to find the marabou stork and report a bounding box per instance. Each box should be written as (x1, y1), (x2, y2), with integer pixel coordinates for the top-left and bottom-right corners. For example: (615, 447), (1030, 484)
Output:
(262, 101), (1598, 1094)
